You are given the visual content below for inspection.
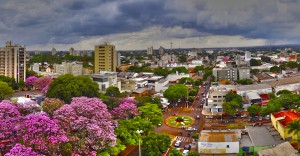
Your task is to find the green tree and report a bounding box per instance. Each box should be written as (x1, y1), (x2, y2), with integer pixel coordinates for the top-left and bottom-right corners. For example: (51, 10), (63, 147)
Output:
(163, 84), (189, 103)
(102, 97), (121, 110)
(261, 56), (271, 63)
(169, 149), (183, 156)
(178, 55), (187, 63)
(0, 75), (18, 90)
(287, 119), (300, 149)
(187, 151), (200, 156)
(135, 96), (161, 107)
(194, 79), (202, 86)
(247, 104), (261, 117)
(142, 133), (171, 156)
(178, 77), (194, 85)
(250, 59), (262, 66)
(250, 69), (260, 75)
(138, 103), (163, 126)
(46, 74), (99, 103)
(115, 116), (154, 145)
(171, 67), (189, 74)
(42, 98), (64, 117)
(236, 79), (253, 85)
(105, 86), (121, 97)
(276, 89), (292, 96)
(194, 65), (205, 73)
(154, 68), (169, 77)
(225, 92), (242, 102)
(128, 66), (142, 73)
(222, 101), (241, 116)
(0, 81), (14, 100)
(270, 66), (281, 73)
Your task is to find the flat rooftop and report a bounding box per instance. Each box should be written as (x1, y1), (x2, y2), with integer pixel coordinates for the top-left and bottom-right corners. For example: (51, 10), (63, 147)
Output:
(246, 126), (276, 146)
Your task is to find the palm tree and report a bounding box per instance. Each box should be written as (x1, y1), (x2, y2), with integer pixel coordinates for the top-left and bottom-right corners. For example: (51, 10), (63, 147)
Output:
(287, 119), (300, 149)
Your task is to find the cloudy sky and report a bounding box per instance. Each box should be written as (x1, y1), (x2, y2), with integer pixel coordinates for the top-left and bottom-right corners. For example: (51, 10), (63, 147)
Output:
(0, 0), (299, 51)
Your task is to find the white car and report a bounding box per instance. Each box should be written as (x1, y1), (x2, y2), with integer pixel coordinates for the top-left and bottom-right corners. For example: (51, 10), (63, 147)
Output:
(182, 150), (189, 155)
(174, 141), (181, 147)
(205, 115), (213, 119)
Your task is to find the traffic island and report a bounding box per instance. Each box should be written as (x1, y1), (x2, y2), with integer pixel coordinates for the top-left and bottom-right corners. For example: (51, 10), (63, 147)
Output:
(164, 115), (195, 128)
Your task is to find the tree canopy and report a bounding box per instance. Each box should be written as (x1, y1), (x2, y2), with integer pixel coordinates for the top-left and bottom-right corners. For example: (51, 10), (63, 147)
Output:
(142, 133), (171, 156)
(163, 84), (189, 103)
(46, 74), (99, 103)
(0, 75), (18, 90)
(250, 59), (262, 66)
(170, 67), (189, 74)
(138, 103), (163, 126)
(154, 68), (169, 77)
(105, 86), (121, 97)
(276, 89), (292, 96)
(0, 81), (14, 100)
(247, 104), (261, 117)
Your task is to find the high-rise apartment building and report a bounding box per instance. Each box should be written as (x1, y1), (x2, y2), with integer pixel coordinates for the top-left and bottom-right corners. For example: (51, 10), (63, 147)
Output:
(69, 47), (74, 55)
(54, 62), (83, 76)
(147, 46), (153, 55)
(0, 41), (26, 82)
(159, 46), (164, 55)
(52, 48), (57, 55)
(94, 42), (117, 73)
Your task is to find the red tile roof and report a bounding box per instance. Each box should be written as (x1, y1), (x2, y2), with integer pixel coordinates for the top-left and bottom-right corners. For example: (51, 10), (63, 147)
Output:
(273, 110), (300, 127)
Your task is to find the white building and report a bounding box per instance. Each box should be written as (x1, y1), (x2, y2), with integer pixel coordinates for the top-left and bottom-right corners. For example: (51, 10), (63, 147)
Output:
(147, 46), (153, 55)
(30, 63), (40, 73)
(51, 48), (56, 55)
(54, 62), (83, 76)
(90, 71), (118, 93)
(198, 131), (240, 154)
(245, 51), (251, 61)
(236, 84), (272, 97)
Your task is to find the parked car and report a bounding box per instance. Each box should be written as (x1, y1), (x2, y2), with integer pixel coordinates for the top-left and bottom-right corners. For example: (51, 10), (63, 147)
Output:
(259, 116), (263, 121)
(205, 115), (213, 119)
(265, 115), (270, 120)
(182, 150), (189, 155)
(186, 127), (196, 131)
(241, 114), (248, 118)
(184, 144), (191, 150)
(174, 141), (181, 147)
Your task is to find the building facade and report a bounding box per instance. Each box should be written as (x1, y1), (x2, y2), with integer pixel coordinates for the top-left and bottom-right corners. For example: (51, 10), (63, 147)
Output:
(52, 48), (56, 55)
(238, 67), (250, 80)
(0, 41), (26, 82)
(147, 46), (153, 55)
(213, 67), (237, 81)
(54, 62), (83, 76)
(69, 47), (74, 55)
(94, 42), (117, 73)
(90, 71), (118, 93)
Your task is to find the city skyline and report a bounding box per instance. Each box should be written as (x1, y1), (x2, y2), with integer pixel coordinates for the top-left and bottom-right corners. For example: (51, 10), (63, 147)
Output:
(1, 0), (300, 51)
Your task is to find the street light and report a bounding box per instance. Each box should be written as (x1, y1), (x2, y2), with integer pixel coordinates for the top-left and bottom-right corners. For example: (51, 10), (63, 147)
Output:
(136, 130), (143, 156)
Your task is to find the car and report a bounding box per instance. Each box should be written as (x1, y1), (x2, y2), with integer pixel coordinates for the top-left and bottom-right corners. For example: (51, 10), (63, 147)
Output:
(241, 114), (248, 118)
(196, 96), (200, 100)
(259, 116), (263, 121)
(186, 127), (196, 131)
(174, 141), (181, 147)
(265, 115), (270, 120)
(184, 144), (191, 150)
(182, 150), (189, 155)
(206, 115), (213, 119)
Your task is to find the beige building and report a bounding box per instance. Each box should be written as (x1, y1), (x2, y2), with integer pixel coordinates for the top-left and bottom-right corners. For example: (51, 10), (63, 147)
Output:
(147, 46), (153, 55)
(54, 62), (83, 76)
(0, 41), (26, 82)
(69, 47), (74, 55)
(94, 42), (117, 73)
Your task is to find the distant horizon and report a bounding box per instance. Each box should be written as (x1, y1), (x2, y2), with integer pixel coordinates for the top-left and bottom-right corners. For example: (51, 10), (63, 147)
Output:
(1, 1), (300, 51)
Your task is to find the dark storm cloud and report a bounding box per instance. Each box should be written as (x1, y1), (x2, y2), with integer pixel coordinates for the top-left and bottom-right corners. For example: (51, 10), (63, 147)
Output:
(0, 0), (300, 46)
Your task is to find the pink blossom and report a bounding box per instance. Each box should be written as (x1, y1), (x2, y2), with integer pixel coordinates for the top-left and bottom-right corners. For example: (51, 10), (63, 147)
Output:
(25, 76), (38, 85)
(4, 143), (44, 156)
(111, 98), (140, 119)
(53, 97), (116, 155)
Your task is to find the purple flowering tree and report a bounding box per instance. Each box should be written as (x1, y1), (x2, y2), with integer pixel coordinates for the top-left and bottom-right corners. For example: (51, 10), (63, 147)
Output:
(13, 100), (41, 116)
(25, 76), (38, 89)
(41, 98), (64, 117)
(0, 102), (21, 149)
(53, 97), (116, 155)
(111, 98), (140, 119)
(34, 77), (52, 94)
(18, 113), (68, 155)
(5, 143), (44, 156)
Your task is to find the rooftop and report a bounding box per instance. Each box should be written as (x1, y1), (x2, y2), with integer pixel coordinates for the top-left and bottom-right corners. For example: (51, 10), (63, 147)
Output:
(273, 110), (300, 127)
(257, 142), (298, 156)
(236, 83), (272, 91)
(132, 88), (148, 94)
(199, 131), (238, 142)
(269, 76), (300, 87)
(254, 73), (274, 80)
(246, 126), (276, 146)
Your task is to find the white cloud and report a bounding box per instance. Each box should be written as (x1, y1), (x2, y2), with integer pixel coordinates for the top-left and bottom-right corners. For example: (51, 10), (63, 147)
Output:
(28, 26), (269, 51)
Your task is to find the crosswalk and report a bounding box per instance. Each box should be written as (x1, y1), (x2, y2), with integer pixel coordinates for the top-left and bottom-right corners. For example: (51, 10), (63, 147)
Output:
(191, 108), (201, 111)
(175, 136), (193, 143)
